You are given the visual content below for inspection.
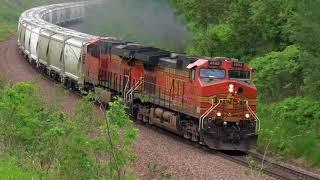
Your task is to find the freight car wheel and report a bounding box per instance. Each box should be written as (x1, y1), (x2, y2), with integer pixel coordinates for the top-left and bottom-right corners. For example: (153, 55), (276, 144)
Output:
(50, 72), (57, 81)
(63, 78), (72, 90)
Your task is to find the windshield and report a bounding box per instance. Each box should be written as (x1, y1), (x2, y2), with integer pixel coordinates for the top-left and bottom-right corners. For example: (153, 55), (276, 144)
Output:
(229, 70), (250, 80)
(200, 68), (225, 79)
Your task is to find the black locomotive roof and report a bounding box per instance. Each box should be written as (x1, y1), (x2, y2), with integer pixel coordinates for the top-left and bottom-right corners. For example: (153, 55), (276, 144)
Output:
(110, 43), (171, 64)
(101, 40), (198, 70)
(159, 55), (197, 70)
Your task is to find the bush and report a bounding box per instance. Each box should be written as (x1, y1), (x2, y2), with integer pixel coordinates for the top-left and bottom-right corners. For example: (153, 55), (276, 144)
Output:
(258, 97), (320, 166)
(250, 45), (304, 102)
(102, 97), (139, 179)
(0, 82), (138, 178)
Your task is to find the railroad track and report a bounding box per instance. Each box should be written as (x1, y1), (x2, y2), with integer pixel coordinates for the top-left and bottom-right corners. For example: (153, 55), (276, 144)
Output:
(220, 152), (320, 180)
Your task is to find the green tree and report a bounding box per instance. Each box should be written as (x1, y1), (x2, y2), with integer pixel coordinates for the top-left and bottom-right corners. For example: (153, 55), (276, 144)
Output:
(287, 0), (320, 99)
(100, 97), (139, 179)
(189, 24), (238, 57)
(249, 45), (303, 102)
(250, 0), (294, 50)
(169, 0), (229, 29)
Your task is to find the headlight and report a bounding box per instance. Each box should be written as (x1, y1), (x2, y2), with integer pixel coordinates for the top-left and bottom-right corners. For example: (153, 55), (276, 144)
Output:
(245, 113), (250, 118)
(217, 112), (222, 117)
(228, 84), (234, 93)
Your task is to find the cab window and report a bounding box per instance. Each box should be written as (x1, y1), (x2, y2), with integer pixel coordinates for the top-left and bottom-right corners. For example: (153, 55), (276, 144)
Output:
(200, 68), (225, 79)
(228, 70), (250, 80)
(199, 68), (225, 83)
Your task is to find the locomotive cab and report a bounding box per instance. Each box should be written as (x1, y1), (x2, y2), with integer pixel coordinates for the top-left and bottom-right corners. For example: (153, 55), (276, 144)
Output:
(187, 57), (258, 151)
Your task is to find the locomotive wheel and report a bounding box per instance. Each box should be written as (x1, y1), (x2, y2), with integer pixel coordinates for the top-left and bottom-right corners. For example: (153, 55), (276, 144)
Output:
(131, 104), (139, 122)
(191, 134), (199, 142)
(183, 131), (191, 140)
(50, 72), (55, 80)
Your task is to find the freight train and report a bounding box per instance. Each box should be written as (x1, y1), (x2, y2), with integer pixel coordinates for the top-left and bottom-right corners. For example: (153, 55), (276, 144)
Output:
(17, 1), (259, 151)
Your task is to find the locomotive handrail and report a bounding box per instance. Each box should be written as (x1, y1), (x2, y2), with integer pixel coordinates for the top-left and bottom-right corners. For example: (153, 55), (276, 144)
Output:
(124, 76), (136, 102)
(245, 101), (261, 132)
(128, 78), (143, 103)
(125, 77), (143, 103)
(123, 75), (130, 97)
(199, 99), (222, 131)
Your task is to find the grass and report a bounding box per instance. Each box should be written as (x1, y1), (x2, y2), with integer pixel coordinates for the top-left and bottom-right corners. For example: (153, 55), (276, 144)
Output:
(147, 163), (172, 180)
(0, 4), (18, 41)
(0, 153), (39, 179)
(0, 21), (16, 41)
(0, 0), (41, 41)
(0, 0), (74, 41)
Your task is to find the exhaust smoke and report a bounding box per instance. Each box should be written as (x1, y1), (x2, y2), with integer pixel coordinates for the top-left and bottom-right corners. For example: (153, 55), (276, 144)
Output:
(70, 0), (191, 52)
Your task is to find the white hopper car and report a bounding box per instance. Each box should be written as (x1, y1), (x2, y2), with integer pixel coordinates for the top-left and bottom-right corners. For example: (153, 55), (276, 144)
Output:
(16, 1), (111, 92)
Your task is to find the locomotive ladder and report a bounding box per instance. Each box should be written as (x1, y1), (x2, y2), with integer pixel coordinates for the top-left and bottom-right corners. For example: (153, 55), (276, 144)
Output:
(124, 77), (144, 104)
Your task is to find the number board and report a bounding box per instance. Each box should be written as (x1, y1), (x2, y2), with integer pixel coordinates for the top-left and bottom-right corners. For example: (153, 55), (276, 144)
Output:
(208, 60), (221, 66)
(233, 62), (244, 67)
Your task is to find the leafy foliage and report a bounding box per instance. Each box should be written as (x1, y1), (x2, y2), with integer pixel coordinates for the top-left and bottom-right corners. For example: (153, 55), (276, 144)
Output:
(188, 24), (238, 57)
(169, 0), (320, 166)
(249, 45), (303, 102)
(258, 98), (320, 166)
(169, 0), (299, 59)
(103, 97), (139, 179)
(0, 82), (138, 179)
(169, 0), (229, 29)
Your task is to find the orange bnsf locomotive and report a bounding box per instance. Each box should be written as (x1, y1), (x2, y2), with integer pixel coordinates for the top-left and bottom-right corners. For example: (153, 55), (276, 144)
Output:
(83, 40), (259, 151)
